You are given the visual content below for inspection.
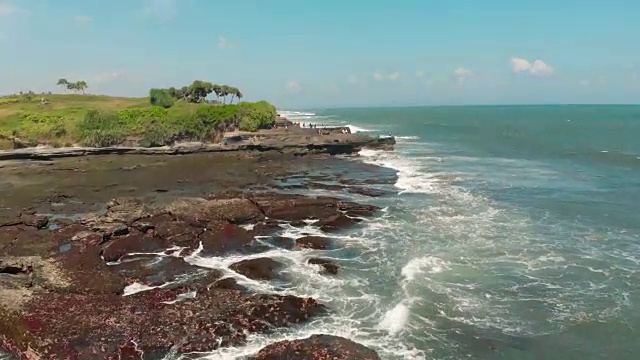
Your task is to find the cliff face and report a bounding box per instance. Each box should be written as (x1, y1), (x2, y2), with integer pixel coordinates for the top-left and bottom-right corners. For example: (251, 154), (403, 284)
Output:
(0, 133), (395, 161)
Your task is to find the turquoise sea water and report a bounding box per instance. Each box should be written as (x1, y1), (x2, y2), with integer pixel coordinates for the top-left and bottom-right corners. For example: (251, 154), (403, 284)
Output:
(274, 106), (640, 360)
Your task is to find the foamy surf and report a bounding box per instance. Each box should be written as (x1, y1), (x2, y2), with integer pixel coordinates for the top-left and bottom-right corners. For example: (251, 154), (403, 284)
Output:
(175, 215), (427, 360)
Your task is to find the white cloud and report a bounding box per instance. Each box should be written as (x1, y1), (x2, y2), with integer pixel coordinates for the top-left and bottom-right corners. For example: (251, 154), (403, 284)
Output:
(73, 15), (93, 24)
(0, 3), (24, 17)
(510, 57), (553, 76)
(530, 60), (553, 75)
(510, 57), (531, 73)
(144, 0), (176, 22)
(372, 71), (400, 81)
(416, 70), (425, 78)
(92, 71), (126, 84)
(347, 75), (357, 84)
(218, 36), (229, 49)
(286, 80), (302, 93)
(453, 67), (473, 84)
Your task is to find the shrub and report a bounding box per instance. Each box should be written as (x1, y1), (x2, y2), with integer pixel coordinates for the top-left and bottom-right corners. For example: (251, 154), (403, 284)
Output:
(140, 122), (174, 147)
(77, 110), (125, 147)
(149, 88), (175, 108)
(235, 101), (276, 131)
(17, 112), (68, 139)
(117, 106), (168, 129)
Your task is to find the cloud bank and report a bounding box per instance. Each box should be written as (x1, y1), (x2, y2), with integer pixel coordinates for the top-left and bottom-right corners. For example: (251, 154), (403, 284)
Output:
(510, 57), (554, 75)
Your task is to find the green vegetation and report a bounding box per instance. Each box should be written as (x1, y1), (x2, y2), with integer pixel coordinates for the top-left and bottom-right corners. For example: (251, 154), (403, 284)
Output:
(0, 82), (276, 149)
(57, 79), (88, 94)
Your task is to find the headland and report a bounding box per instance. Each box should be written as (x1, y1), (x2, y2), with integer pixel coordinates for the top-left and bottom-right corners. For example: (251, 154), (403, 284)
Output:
(0, 86), (393, 359)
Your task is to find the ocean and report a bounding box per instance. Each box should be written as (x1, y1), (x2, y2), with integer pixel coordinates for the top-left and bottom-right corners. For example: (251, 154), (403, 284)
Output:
(253, 106), (639, 360)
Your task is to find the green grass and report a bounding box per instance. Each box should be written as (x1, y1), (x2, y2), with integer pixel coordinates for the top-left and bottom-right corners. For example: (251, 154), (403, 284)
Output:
(0, 94), (276, 148)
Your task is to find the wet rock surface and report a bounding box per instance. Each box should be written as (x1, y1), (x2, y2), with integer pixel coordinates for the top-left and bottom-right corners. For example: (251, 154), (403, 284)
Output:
(251, 335), (380, 360)
(230, 257), (285, 281)
(308, 258), (339, 275)
(0, 152), (387, 359)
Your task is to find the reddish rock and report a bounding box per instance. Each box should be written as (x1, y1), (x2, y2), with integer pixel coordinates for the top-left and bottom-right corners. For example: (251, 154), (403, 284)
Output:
(101, 232), (172, 262)
(296, 236), (332, 250)
(1, 288), (325, 359)
(308, 258), (339, 275)
(198, 221), (255, 255)
(250, 335), (380, 360)
(229, 258), (284, 281)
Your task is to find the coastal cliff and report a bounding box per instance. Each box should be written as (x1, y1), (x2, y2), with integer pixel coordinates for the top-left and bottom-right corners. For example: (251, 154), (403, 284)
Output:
(0, 131), (395, 161)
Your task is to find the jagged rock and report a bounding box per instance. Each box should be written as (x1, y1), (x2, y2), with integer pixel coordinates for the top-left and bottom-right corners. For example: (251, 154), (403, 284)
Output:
(308, 258), (339, 275)
(19, 214), (48, 229)
(296, 236), (332, 250)
(167, 197), (264, 224)
(229, 258), (284, 281)
(101, 232), (171, 262)
(250, 334), (380, 360)
(318, 214), (359, 232)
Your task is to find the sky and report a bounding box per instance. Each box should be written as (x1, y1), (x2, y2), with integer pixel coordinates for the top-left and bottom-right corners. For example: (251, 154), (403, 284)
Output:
(1, 0), (639, 108)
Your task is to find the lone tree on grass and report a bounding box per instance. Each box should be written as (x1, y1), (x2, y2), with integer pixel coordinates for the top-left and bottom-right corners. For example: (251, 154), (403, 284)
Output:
(56, 79), (69, 92)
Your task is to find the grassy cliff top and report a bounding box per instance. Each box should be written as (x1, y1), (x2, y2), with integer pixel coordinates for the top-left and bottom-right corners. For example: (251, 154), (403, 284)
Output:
(0, 94), (276, 149)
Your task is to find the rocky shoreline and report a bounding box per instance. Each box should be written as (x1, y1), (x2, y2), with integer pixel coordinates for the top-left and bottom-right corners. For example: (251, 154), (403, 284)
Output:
(0, 130), (395, 161)
(0, 144), (394, 359)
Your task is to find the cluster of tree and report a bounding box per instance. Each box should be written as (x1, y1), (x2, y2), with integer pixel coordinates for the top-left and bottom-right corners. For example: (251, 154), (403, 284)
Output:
(149, 80), (243, 108)
(56, 79), (88, 94)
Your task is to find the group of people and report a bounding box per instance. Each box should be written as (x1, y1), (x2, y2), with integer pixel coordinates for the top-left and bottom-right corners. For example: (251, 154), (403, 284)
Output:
(300, 122), (318, 129)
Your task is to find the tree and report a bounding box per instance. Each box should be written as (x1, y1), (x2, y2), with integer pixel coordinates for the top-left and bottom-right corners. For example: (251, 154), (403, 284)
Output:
(66, 82), (78, 93)
(219, 85), (231, 104)
(212, 84), (223, 103)
(149, 88), (175, 108)
(236, 88), (243, 102)
(228, 86), (240, 104)
(75, 81), (88, 94)
(56, 79), (69, 92)
(187, 80), (214, 103)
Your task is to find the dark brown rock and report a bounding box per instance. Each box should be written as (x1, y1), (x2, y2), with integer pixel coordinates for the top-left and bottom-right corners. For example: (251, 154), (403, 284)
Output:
(308, 258), (339, 275)
(296, 236), (331, 250)
(212, 277), (247, 291)
(113, 256), (206, 286)
(167, 197), (264, 224)
(154, 217), (203, 246)
(318, 214), (359, 232)
(19, 214), (49, 229)
(250, 334), (380, 360)
(347, 187), (388, 197)
(229, 258), (284, 281)
(101, 232), (172, 262)
(251, 195), (340, 221)
(0, 224), (51, 257)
